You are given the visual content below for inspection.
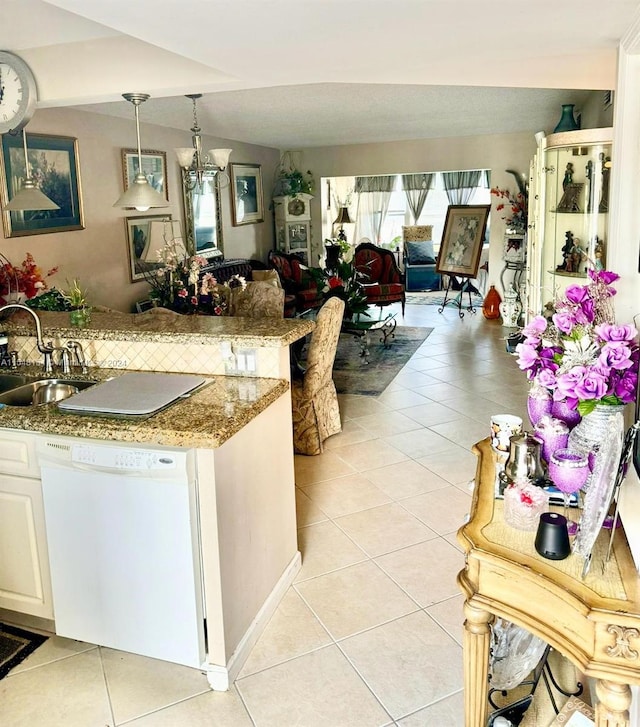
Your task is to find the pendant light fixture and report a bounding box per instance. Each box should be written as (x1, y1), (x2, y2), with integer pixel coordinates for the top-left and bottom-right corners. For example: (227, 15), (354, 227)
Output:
(175, 94), (232, 190)
(4, 129), (60, 212)
(113, 93), (168, 211)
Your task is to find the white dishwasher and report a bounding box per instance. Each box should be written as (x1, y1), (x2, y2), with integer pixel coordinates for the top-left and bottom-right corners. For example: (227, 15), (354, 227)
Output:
(37, 436), (205, 668)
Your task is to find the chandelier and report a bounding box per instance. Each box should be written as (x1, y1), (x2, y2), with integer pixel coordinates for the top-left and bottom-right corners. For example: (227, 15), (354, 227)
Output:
(174, 94), (231, 190)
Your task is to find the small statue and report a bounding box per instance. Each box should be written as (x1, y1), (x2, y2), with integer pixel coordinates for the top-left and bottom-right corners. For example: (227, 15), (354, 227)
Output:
(562, 163), (574, 190)
(570, 240), (585, 274)
(585, 160), (595, 212)
(599, 153), (611, 213)
(557, 231), (574, 271)
(593, 237), (605, 270)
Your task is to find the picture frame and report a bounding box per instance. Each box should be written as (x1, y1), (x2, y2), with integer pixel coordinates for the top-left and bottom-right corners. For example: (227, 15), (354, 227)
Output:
(230, 163), (264, 225)
(121, 148), (168, 203)
(503, 232), (526, 263)
(126, 214), (172, 283)
(436, 204), (490, 278)
(0, 132), (84, 237)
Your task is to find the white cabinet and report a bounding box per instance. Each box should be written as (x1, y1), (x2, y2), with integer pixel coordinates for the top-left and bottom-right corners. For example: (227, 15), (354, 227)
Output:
(0, 431), (53, 619)
(527, 128), (612, 319)
(273, 194), (313, 264)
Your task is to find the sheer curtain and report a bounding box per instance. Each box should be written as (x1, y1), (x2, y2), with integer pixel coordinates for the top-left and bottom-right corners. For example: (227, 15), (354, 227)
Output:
(353, 175), (396, 243)
(401, 173), (434, 222)
(442, 170), (483, 204)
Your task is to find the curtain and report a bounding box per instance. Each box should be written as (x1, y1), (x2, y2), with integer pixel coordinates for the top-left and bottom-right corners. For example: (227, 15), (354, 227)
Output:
(353, 175), (395, 243)
(442, 170), (483, 204)
(401, 173), (434, 222)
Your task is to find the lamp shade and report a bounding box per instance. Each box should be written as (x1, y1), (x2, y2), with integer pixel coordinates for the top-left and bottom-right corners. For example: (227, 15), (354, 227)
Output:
(175, 148), (196, 168)
(334, 206), (352, 225)
(5, 179), (60, 211)
(113, 172), (169, 211)
(142, 220), (186, 262)
(208, 148), (232, 169)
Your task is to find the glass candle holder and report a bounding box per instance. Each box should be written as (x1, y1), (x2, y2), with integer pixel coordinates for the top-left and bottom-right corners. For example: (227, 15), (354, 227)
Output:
(534, 415), (569, 464)
(548, 448), (589, 536)
(503, 481), (549, 531)
(527, 384), (552, 428)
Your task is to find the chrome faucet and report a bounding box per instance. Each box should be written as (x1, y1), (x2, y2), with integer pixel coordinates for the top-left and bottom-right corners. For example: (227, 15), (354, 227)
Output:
(0, 303), (56, 372)
(66, 340), (88, 374)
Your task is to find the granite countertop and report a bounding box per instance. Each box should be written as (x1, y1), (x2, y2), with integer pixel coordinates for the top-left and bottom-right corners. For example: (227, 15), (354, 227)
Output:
(0, 366), (289, 449)
(2, 310), (314, 348)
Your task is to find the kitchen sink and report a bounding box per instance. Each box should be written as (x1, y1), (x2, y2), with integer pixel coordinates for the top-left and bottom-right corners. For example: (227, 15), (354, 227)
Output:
(0, 378), (97, 407)
(0, 374), (30, 393)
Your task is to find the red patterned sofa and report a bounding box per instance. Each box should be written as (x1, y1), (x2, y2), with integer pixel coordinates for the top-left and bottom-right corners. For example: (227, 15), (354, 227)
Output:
(268, 250), (324, 316)
(354, 242), (405, 314)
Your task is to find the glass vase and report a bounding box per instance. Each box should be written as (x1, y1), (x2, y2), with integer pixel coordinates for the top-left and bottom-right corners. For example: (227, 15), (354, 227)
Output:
(69, 307), (91, 328)
(527, 384), (552, 427)
(550, 398), (582, 429)
(567, 403), (625, 471)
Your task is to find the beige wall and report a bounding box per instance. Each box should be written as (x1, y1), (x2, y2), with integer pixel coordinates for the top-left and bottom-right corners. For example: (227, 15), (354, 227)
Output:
(2, 108), (280, 312)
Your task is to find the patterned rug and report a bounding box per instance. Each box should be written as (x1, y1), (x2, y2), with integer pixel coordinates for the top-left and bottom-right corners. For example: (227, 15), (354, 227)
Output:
(332, 326), (433, 396)
(0, 623), (47, 679)
(406, 290), (483, 307)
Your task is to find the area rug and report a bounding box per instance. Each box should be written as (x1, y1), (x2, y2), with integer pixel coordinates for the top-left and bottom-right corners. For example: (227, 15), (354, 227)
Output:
(406, 290), (483, 307)
(0, 623), (47, 679)
(332, 326), (433, 396)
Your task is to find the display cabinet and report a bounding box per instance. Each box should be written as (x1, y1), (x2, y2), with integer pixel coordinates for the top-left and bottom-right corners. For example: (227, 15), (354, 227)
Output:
(273, 194), (313, 264)
(526, 128), (613, 319)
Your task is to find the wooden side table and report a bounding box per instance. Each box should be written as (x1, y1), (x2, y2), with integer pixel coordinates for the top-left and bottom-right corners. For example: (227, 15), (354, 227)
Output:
(457, 438), (640, 727)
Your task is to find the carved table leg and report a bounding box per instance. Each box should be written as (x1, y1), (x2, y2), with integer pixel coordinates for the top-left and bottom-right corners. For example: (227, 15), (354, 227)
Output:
(595, 679), (631, 727)
(463, 600), (493, 727)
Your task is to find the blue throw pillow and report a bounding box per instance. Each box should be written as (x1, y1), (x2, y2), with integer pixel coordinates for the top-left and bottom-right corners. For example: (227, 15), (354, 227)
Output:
(406, 240), (436, 265)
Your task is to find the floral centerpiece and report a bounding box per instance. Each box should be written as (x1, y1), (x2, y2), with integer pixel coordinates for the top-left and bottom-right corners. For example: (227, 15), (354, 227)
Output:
(0, 252), (58, 303)
(491, 186), (528, 231)
(144, 239), (244, 315)
(515, 270), (639, 419)
(309, 239), (369, 318)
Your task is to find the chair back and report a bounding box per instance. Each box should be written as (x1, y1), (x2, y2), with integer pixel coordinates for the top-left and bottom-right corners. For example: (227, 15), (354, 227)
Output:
(402, 225), (433, 242)
(354, 242), (402, 284)
(303, 296), (345, 396)
(229, 281), (285, 318)
(268, 250), (307, 286)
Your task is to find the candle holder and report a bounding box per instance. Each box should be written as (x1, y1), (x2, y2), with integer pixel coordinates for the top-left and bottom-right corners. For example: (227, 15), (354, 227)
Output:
(548, 448), (589, 536)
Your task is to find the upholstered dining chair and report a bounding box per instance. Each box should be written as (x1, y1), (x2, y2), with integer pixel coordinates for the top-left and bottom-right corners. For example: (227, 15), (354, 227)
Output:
(291, 296), (345, 455)
(229, 281), (285, 318)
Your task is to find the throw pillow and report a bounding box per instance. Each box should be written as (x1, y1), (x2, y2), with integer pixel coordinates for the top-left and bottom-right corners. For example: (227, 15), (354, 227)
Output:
(406, 240), (436, 265)
(252, 269), (282, 289)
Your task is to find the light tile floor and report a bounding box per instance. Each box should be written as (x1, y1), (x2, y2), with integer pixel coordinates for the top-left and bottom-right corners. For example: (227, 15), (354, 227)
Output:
(0, 300), (530, 726)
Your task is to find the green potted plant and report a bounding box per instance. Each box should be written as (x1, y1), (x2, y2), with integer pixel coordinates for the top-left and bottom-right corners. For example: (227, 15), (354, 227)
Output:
(61, 279), (91, 327)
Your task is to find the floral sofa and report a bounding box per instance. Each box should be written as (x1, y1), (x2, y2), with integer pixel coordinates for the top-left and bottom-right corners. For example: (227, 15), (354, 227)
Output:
(353, 242), (405, 313)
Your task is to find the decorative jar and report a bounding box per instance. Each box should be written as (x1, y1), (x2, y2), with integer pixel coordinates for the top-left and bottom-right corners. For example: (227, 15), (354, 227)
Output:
(553, 103), (580, 133)
(503, 481), (548, 531)
(482, 285), (502, 320)
(499, 285), (521, 328)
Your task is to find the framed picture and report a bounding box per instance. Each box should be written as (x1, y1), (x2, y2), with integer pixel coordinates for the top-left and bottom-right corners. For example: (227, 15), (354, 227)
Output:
(0, 132), (84, 237)
(230, 163), (264, 225)
(436, 204), (490, 278)
(121, 148), (168, 203)
(503, 232), (526, 263)
(126, 214), (172, 283)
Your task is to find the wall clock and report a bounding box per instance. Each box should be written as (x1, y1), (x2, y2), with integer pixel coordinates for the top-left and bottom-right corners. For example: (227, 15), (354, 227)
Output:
(0, 51), (38, 135)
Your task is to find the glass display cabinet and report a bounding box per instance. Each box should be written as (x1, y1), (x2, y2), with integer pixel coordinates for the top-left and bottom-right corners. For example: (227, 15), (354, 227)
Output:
(526, 128), (613, 319)
(273, 194), (313, 264)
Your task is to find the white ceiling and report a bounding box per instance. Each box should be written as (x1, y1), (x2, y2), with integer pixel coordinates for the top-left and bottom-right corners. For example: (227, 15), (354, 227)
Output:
(3, 0), (640, 148)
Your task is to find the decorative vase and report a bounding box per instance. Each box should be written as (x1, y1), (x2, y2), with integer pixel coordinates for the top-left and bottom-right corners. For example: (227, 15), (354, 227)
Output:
(325, 243), (342, 272)
(550, 399), (582, 429)
(69, 307), (91, 328)
(533, 415), (569, 465)
(553, 104), (580, 133)
(482, 285), (502, 320)
(527, 384), (553, 427)
(567, 403), (625, 471)
(499, 286), (522, 328)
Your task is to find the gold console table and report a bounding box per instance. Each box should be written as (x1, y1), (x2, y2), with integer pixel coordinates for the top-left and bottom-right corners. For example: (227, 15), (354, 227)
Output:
(457, 438), (640, 726)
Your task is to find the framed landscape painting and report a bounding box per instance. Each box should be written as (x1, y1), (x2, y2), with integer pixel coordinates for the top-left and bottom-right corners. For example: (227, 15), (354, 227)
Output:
(230, 163), (264, 225)
(0, 133), (84, 237)
(436, 204), (490, 278)
(121, 148), (168, 203)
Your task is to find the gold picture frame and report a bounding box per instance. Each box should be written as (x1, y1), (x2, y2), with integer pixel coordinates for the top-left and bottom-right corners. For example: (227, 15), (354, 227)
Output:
(436, 204), (490, 278)
(121, 148), (168, 204)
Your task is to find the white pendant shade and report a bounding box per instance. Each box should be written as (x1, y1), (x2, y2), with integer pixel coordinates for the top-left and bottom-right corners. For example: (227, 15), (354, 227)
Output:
(175, 148), (196, 168)
(208, 148), (232, 169)
(113, 172), (168, 211)
(5, 178), (60, 211)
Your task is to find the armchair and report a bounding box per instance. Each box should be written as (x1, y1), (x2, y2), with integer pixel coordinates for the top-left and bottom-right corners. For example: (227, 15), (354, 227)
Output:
(268, 251), (323, 315)
(353, 242), (405, 314)
(402, 225), (440, 292)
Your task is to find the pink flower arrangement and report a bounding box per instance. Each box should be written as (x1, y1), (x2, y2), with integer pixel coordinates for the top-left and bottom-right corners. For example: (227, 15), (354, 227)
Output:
(516, 270), (639, 417)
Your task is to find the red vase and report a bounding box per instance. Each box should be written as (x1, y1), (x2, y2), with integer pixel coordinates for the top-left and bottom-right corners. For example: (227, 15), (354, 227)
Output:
(482, 285), (502, 320)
